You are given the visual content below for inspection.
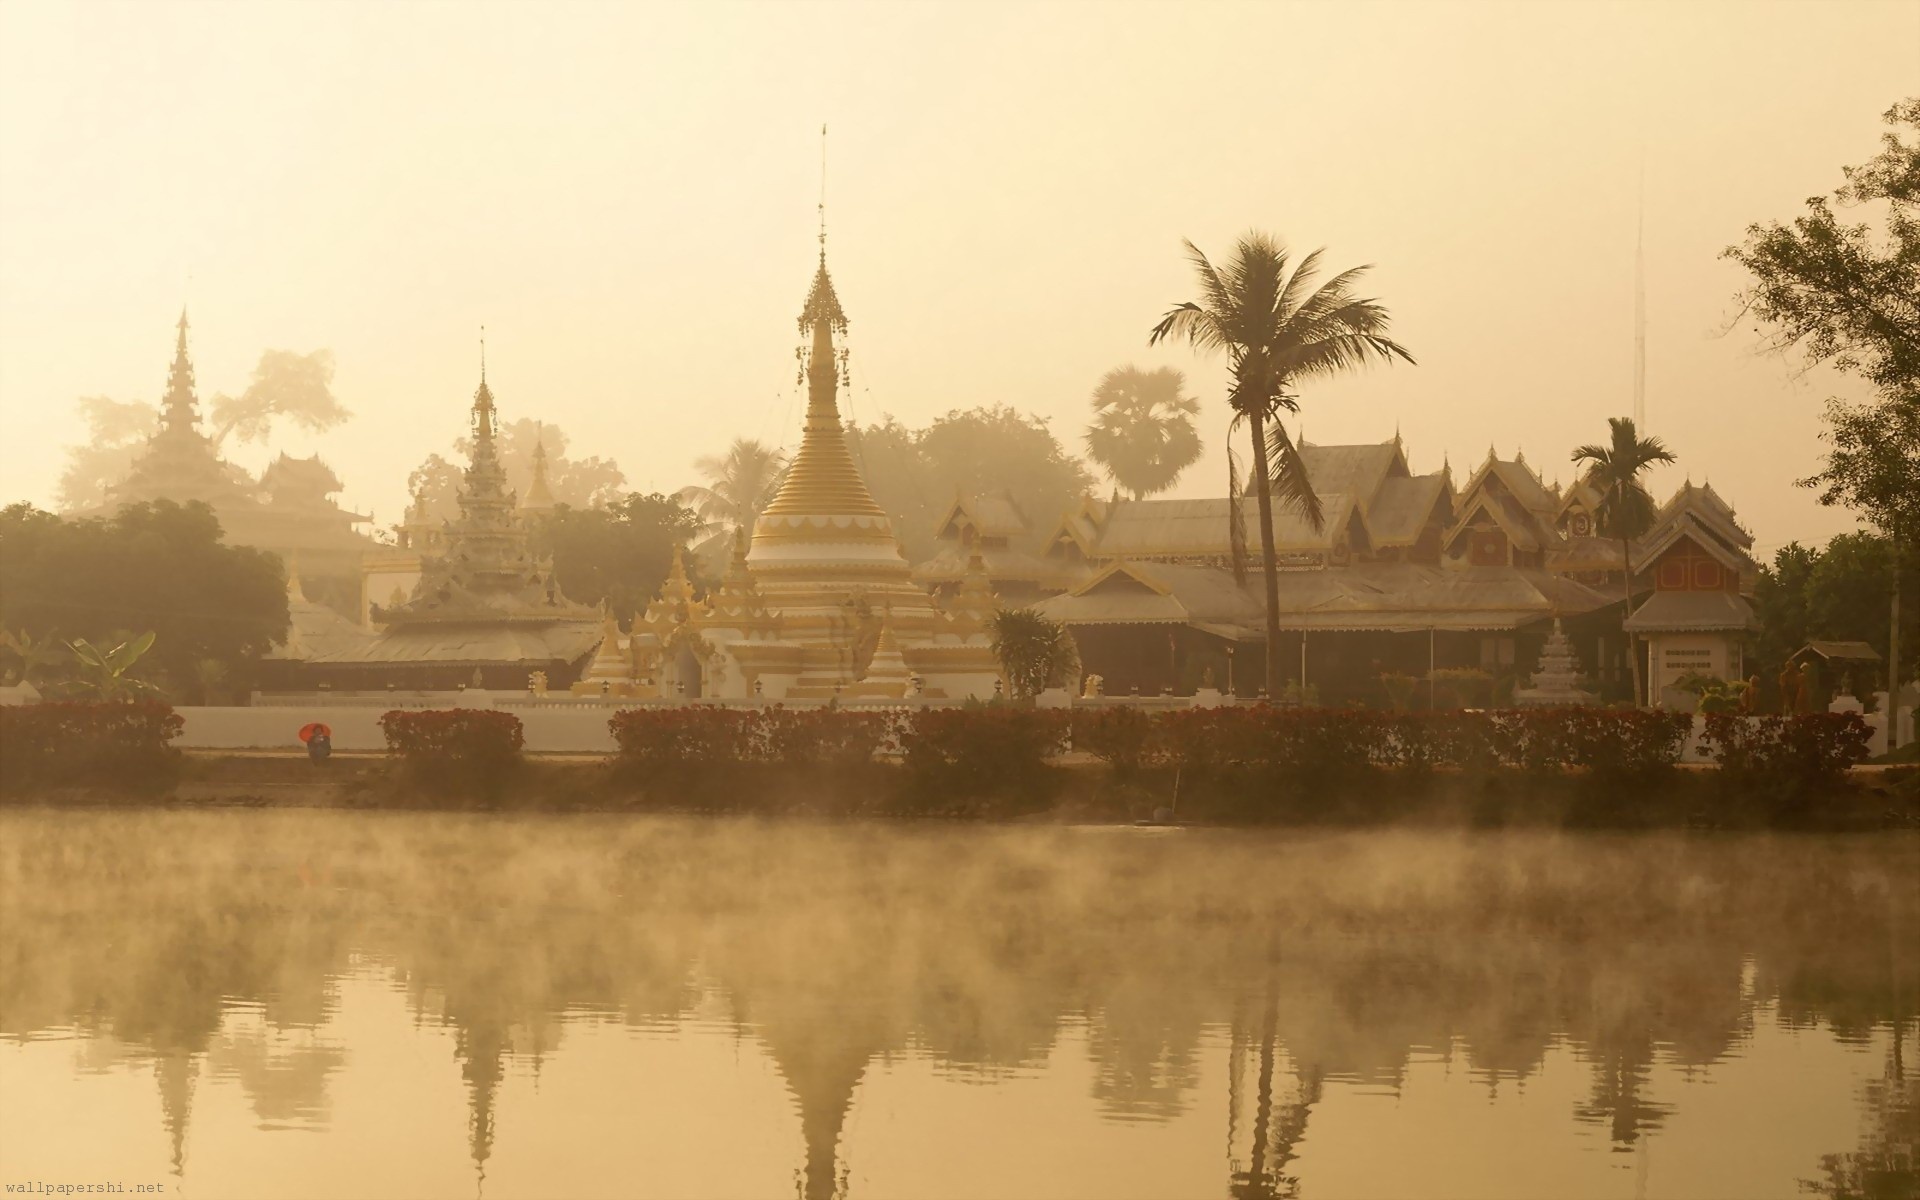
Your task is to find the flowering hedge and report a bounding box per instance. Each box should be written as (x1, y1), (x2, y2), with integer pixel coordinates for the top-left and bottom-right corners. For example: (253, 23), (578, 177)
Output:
(0, 700), (184, 793)
(898, 707), (1069, 807)
(608, 706), (891, 768)
(1070, 706), (1694, 777)
(379, 709), (525, 769)
(1697, 712), (1872, 782)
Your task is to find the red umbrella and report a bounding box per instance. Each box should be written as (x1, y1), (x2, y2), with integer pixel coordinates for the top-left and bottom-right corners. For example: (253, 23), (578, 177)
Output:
(298, 722), (332, 744)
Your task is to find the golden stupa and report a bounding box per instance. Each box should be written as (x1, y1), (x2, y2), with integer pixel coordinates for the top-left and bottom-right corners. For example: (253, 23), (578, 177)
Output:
(580, 235), (1002, 702)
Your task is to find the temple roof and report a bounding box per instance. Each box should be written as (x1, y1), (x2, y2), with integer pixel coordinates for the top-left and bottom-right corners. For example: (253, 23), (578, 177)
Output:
(1622, 589), (1759, 633)
(1035, 561), (1617, 635)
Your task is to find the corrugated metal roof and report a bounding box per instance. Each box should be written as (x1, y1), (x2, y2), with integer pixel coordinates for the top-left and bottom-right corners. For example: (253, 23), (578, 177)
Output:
(1368, 475), (1448, 546)
(1622, 589), (1758, 632)
(309, 620), (603, 667)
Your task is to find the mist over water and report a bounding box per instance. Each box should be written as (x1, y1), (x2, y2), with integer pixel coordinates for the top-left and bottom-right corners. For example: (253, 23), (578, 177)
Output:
(0, 813), (1913, 1199)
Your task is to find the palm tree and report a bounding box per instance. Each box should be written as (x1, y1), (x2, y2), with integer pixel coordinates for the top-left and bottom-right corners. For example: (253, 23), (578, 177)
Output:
(1572, 417), (1675, 707)
(1084, 366), (1204, 500)
(1151, 233), (1413, 693)
(676, 438), (789, 540)
(987, 608), (1081, 700)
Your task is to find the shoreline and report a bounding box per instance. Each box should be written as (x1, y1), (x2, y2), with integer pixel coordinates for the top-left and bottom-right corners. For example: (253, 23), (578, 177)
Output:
(4, 752), (1914, 831)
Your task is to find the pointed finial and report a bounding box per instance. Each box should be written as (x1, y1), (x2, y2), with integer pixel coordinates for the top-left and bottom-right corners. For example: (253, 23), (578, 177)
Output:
(479, 324), (487, 381)
(818, 123), (828, 263)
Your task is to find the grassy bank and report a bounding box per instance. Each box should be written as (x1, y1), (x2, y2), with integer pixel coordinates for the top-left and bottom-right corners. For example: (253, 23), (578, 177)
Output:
(6, 751), (1915, 831)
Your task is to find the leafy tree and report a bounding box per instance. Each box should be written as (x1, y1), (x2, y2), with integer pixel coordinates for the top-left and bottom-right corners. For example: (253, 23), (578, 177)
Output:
(0, 500), (288, 698)
(207, 349), (349, 451)
(1755, 533), (1920, 691)
(410, 419), (625, 516)
(1724, 98), (1919, 398)
(988, 608), (1080, 700)
(676, 437), (789, 540)
(1727, 96), (1920, 727)
(847, 406), (1097, 561)
(56, 396), (158, 512)
(1083, 365), (1203, 500)
(535, 492), (704, 623)
(1571, 417), (1676, 708)
(1150, 232), (1413, 690)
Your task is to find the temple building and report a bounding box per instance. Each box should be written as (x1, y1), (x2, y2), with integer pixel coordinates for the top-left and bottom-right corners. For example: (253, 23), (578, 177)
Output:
(103, 312), (374, 593)
(1623, 480), (1761, 704)
(572, 244), (1002, 701)
(1022, 439), (1755, 704)
(291, 364), (602, 690)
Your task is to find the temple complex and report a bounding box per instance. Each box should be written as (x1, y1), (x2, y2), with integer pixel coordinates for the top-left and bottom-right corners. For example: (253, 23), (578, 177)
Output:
(290, 364), (601, 690)
(1025, 440), (1757, 704)
(103, 312), (374, 590)
(571, 245), (1003, 701)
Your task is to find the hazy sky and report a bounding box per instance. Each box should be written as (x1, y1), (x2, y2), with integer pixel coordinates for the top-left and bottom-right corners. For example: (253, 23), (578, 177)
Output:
(2, 0), (1914, 557)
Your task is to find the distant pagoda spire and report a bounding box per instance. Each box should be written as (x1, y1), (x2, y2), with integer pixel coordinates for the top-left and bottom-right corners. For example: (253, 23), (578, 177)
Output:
(160, 307), (202, 437)
(522, 423), (557, 512)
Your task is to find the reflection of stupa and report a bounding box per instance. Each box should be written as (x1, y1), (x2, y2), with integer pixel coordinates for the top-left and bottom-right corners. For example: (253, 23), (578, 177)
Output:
(578, 227), (1002, 701)
(1514, 618), (1598, 707)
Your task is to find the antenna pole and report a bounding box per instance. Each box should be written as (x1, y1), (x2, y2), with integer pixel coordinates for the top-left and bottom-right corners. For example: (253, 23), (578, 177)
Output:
(1633, 156), (1647, 431)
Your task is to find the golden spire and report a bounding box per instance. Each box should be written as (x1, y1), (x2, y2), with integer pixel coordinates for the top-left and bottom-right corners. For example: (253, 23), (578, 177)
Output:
(756, 165), (888, 525)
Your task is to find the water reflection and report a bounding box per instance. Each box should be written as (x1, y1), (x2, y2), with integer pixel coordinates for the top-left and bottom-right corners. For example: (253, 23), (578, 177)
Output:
(0, 814), (1913, 1199)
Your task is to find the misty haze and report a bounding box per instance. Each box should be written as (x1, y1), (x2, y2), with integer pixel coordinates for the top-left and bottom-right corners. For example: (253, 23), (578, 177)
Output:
(2, 2), (1917, 1199)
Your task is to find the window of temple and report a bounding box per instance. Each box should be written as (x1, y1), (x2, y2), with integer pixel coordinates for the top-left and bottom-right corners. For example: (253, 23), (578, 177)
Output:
(1470, 527), (1506, 566)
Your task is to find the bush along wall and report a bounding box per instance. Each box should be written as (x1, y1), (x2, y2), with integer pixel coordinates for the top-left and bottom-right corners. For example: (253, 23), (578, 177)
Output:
(1696, 712), (1874, 820)
(607, 704), (1066, 816)
(0, 700), (185, 797)
(378, 709), (526, 799)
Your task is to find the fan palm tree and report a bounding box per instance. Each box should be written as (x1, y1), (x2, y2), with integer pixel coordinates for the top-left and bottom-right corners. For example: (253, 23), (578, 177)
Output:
(1572, 417), (1675, 707)
(1150, 232), (1413, 692)
(1084, 366), (1204, 500)
(676, 438), (790, 540)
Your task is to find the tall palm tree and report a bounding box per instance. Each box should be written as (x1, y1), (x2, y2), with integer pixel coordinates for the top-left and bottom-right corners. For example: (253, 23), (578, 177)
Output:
(1151, 233), (1413, 693)
(1571, 417), (1675, 707)
(1084, 365), (1204, 500)
(676, 438), (789, 540)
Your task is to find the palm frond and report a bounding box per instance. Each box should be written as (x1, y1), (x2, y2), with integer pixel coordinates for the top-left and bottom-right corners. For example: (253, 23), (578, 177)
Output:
(1263, 419), (1325, 533)
(1226, 419), (1249, 587)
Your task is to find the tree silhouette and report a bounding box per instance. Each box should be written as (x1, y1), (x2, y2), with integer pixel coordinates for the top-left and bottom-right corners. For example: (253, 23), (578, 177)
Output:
(1571, 416), (1675, 706)
(1152, 233), (1413, 690)
(1083, 365), (1202, 500)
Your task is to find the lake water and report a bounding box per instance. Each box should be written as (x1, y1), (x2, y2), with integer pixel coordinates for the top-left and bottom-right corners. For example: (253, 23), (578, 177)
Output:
(0, 812), (1913, 1200)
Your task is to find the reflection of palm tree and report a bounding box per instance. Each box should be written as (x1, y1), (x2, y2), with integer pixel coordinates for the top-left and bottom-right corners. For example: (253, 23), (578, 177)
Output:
(1152, 234), (1413, 690)
(1083, 366), (1202, 500)
(677, 438), (790, 542)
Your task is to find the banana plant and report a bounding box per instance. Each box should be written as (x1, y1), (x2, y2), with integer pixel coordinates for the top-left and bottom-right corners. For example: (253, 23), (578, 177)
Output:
(0, 628), (66, 686)
(65, 631), (160, 700)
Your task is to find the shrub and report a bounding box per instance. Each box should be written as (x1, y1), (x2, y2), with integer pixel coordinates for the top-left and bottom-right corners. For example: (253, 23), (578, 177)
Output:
(0, 699), (184, 795)
(1697, 713), (1872, 785)
(379, 709), (524, 795)
(608, 705), (761, 768)
(899, 706), (1067, 813)
(1069, 706), (1162, 775)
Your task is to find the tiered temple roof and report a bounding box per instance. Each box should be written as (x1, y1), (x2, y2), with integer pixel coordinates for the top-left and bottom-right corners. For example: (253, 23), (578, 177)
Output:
(304, 365), (599, 681)
(108, 311), (373, 582)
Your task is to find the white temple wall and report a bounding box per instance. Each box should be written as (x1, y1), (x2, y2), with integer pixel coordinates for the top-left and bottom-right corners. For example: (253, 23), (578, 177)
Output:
(1645, 632), (1742, 705)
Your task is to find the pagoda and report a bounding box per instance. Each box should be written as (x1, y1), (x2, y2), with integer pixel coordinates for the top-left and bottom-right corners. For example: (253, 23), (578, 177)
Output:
(299, 362), (601, 690)
(586, 237), (1002, 701)
(107, 311), (374, 586)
